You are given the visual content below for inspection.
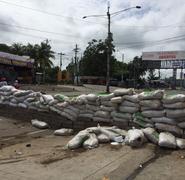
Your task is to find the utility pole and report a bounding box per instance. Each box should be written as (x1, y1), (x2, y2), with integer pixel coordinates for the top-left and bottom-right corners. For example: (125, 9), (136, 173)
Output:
(106, 1), (111, 93)
(73, 44), (80, 85)
(122, 54), (124, 82)
(58, 52), (65, 82)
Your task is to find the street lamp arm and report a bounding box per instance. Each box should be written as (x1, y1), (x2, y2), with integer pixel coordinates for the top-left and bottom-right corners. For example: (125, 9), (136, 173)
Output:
(110, 6), (141, 17)
(82, 14), (107, 19)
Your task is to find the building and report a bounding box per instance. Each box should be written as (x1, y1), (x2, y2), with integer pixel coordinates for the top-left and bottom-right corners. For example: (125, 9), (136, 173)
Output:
(0, 51), (34, 83)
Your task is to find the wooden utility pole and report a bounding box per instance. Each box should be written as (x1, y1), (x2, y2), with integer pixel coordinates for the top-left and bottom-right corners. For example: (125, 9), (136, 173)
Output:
(73, 44), (80, 85)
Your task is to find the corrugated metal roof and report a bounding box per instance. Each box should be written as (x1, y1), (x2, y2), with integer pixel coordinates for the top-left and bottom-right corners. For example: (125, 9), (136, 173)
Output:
(0, 51), (34, 63)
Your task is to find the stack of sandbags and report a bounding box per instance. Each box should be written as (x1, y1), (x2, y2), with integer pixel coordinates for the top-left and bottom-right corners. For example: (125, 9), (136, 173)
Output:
(136, 90), (164, 128)
(111, 89), (135, 125)
(61, 104), (79, 121)
(160, 94), (185, 137)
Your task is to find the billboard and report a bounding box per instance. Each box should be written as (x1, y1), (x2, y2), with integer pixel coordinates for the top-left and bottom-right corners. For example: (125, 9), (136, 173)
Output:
(142, 51), (185, 61)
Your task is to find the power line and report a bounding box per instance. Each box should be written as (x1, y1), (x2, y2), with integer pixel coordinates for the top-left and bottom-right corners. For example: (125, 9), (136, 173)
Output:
(0, 0), (105, 25)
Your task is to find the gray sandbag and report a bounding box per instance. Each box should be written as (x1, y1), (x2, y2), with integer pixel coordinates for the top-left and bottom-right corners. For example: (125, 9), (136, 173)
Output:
(86, 104), (99, 111)
(133, 118), (154, 128)
(151, 117), (177, 125)
(142, 127), (159, 144)
(176, 138), (185, 149)
(100, 105), (115, 112)
(121, 100), (139, 108)
(86, 94), (98, 101)
(123, 94), (139, 103)
(111, 96), (122, 104)
(67, 130), (90, 149)
(61, 112), (76, 121)
(139, 90), (164, 100)
(99, 93), (114, 101)
(166, 109), (185, 118)
(163, 102), (185, 109)
(54, 94), (69, 102)
(0, 85), (15, 92)
(113, 117), (129, 123)
(109, 128), (127, 138)
(83, 133), (99, 149)
(87, 100), (100, 106)
(18, 103), (27, 109)
(113, 88), (133, 96)
(141, 106), (163, 111)
(125, 129), (147, 147)
(163, 94), (185, 104)
(158, 132), (176, 149)
(141, 110), (165, 118)
(119, 106), (139, 113)
(54, 128), (74, 136)
(111, 111), (132, 120)
(31, 119), (48, 129)
(97, 133), (110, 143)
(14, 90), (33, 97)
(140, 100), (161, 108)
(155, 123), (183, 136)
(63, 108), (78, 118)
(177, 122), (185, 128)
(101, 100), (113, 107)
(93, 117), (111, 123)
(94, 111), (110, 118)
(78, 113), (93, 119)
(99, 128), (120, 141)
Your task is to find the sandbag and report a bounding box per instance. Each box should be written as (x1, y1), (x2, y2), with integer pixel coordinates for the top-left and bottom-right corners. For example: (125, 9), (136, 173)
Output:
(18, 103), (27, 109)
(140, 100), (161, 108)
(111, 111), (132, 120)
(176, 138), (185, 149)
(123, 94), (139, 103)
(109, 128), (127, 137)
(54, 94), (69, 102)
(177, 122), (185, 128)
(97, 133), (110, 143)
(86, 104), (99, 111)
(142, 110), (165, 118)
(163, 94), (185, 104)
(94, 111), (110, 118)
(100, 105), (115, 112)
(133, 117), (154, 128)
(113, 117), (129, 123)
(14, 90), (33, 97)
(54, 128), (74, 136)
(163, 102), (185, 109)
(40, 95), (54, 104)
(139, 90), (164, 100)
(141, 106), (163, 111)
(86, 94), (98, 101)
(87, 100), (100, 106)
(113, 88), (133, 96)
(99, 93), (114, 101)
(93, 117), (111, 123)
(99, 128), (120, 141)
(61, 112), (76, 121)
(142, 127), (159, 144)
(31, 119), (48, 129)
(158, 132), (176, 149)
(125, 129), (147, 147)
(151, 117), (177, 125)
(83, 133), (99, 149)
(67, 130), (90, 149)
(0, 85), (15, 92)
(101, 101), (113, 107)
(119, 106), (139, 113)
(78, 113), (93, 119)
(166, 109), (185, 118)
(111, 97), (122, 104)
(121, 100), (139, 108)
(155, 123), (183, 136)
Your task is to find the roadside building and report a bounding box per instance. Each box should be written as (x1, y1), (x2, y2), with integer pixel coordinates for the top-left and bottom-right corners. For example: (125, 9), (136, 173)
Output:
(0, 51), (34, 84)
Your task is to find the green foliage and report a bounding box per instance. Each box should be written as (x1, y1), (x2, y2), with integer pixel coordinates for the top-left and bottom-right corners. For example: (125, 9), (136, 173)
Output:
(148, 69), (159, 81)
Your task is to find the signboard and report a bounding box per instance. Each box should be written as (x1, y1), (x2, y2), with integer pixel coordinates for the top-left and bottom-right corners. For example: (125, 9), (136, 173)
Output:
(142, 51), (185, 61)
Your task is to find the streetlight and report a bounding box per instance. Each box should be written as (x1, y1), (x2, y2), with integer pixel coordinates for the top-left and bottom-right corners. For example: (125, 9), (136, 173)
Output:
(83, 3), (141, 93)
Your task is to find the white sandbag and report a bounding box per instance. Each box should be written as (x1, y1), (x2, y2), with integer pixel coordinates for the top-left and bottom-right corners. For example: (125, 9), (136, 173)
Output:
(166, 109), (185, 118)
(109, 128), (127, 137)
(9, 102), (18, 107)
(94, 111), (110, 118)
(83, 133), (99, 149)
(140, 100), (161, 108)
(125, 129), (146, 147)
(101, 101), (113, 107)
(155, 123), (183, 136)
(100, 105), (115, 112)
(99, 93), (114, 101)
(54, 94), (69, 102)
(67, 130), (90, 149)
(177, 122), (185, 128)
(48, 99), (59, 106)
(138, 90), (164, 100)
(123, 94), (139, 103)
(158, 132), (176, 149)
(163, 102), (185, 109)
(99, 128), (120, 141)
(10, 98), (18, 104)
(111, 111), (132, 120)
(54, 128), (74, 136)
(78, 113), (93, 119)
(151, 117), (177, 125)
(31, 119), (48, 129)
(25, 97), (36, 103)
(40, 95), (54, 104)
(176, 138), (185, 149)
(86, 104), (99, 111)
(111, 96), (122, 104)
(0, 91), (13, 96)
(142, 127), (159, 144)
(93, 117), (111, 123)
(97, 133), (110, 143)
(86, 94), (98, 101)
(163, 94), (185, 104)
(142, 110), (165, 118)
(0, 85), (15, 92)
(57, 102), (69, 108)
(18, 103), (27, 109)
(113, 88), (133, 96)
(119, 106), (139, 113)
(121, 100), (139, 108)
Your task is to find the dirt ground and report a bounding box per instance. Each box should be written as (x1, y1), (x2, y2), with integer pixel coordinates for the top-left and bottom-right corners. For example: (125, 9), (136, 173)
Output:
(1, 116), (185, 180)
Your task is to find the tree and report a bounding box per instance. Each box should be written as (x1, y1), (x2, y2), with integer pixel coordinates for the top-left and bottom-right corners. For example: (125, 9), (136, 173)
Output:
(148, 69), (159, 81)
(79, 39), (116, 77)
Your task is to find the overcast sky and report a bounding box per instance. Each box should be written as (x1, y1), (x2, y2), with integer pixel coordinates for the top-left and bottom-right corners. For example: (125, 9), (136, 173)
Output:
(0, 0), (185, 78)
